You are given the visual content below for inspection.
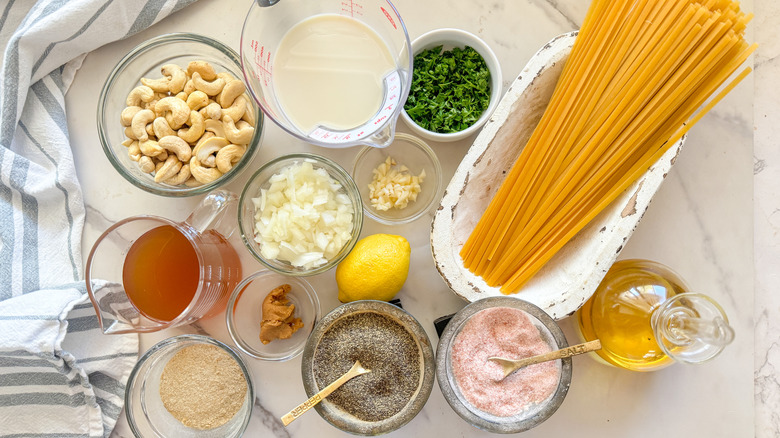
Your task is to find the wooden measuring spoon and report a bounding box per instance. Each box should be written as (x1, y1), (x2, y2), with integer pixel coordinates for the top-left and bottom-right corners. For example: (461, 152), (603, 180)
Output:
(488, 339), (602, 379)
(281, 360), (371, 426)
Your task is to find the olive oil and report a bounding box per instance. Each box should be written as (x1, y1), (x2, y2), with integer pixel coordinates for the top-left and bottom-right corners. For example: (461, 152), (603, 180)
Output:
(576, 259), (688, 372)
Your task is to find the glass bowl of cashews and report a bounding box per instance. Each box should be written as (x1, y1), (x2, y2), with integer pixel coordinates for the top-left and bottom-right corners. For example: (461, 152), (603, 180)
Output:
(97, 33), (264, 196)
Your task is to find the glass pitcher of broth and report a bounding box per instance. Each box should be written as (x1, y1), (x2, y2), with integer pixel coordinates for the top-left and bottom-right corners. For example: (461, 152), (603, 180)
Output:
(85, 190), (242, 334)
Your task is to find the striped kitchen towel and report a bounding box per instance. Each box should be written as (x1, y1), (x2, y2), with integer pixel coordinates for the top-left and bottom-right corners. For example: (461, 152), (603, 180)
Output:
(0, 0), (198, 436)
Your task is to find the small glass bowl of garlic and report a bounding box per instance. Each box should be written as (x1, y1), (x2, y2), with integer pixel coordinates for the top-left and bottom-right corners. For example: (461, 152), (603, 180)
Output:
(238, 153), (363, 276)
(351, 133), (442, 225)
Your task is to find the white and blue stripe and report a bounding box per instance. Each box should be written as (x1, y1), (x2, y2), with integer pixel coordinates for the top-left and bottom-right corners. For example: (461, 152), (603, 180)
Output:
(0, 0), (199, 436)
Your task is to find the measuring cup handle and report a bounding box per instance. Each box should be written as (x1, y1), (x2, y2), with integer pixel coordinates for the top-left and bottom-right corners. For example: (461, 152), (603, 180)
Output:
(184, 190), (238, 239)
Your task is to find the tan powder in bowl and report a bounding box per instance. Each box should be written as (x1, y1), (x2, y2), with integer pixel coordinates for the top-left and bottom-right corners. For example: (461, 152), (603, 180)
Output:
(159, 344), (248, 430)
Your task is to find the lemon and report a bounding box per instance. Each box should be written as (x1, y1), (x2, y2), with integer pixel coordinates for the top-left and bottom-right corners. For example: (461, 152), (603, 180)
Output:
(336, 234), (411, 303)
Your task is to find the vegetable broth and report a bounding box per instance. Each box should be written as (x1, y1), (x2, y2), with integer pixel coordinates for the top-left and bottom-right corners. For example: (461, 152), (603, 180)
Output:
(273, 14), (395, 132)
(122, 225), (241, 322)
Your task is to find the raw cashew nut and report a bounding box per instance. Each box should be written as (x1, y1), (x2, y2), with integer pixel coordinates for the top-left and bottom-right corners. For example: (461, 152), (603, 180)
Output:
(154, 155), (183, 183)
(191, 72), (225, 96)
(140, 64), (187, 94)
(139, 139), (164, 157)
(186, 90), (209, 111)
(204, 119), (226, 138)
(187, 61), (217, 81)
(120, 106), (143, 126)
(154, 96), (190, 129)
(217, 72), (236, 83)
(153, 117), (176, 138)
(127, 141), (142, 161)
(241, 98), (256, 125)
(189, 156), (223, 184)
(125, 85), (154, 107)
(162, 64), (187, 94)
(124, 126), (136, 140)
(178, 110), (206, 144)
(184, 176), (203, 187)
(193, 136), (229, 165)
(200, 102), (222, 120)
(140, 77), (169, 93)
(162, 163), (191, 186)
(217, 80), (246, 108)
(223, 115), (254, 145)
(138, 155), (155, 173)
(183, 78), (196, 95)
(195, 131), (215, 149)
(131, 109), (155, 142)
(158, 135), (192, 162)
(215, 144), (246, 174)
(220, 95), (247, 123)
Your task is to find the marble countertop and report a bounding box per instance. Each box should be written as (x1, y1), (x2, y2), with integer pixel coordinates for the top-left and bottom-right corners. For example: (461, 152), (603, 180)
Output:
(62, 0), (774, 436)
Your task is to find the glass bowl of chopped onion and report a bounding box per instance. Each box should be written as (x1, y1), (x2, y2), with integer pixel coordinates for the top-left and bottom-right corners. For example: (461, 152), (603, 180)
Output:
(238, 153), (363, 276)
(351, 133), (442, 225)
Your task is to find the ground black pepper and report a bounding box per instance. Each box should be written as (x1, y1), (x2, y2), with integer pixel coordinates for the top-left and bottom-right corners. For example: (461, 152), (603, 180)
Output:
(312, 311), (421, 422)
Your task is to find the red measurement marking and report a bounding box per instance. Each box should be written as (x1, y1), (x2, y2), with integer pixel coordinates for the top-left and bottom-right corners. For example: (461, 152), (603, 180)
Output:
(385, 104), (394, 111)
(374, 115), (387, 125)
(381, 7), (396, 29)
(341, 0), (363, 17)
(357, 131), (365, 137)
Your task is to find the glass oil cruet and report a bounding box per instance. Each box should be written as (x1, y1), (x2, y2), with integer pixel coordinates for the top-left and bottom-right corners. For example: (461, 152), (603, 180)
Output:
(576, 259), (735, 372)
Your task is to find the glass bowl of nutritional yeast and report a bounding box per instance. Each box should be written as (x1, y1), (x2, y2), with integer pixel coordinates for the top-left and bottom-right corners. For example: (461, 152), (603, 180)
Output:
(300, 300), (435, 435)
(125, 334), (254, 438)
(436, 297), (572, 433)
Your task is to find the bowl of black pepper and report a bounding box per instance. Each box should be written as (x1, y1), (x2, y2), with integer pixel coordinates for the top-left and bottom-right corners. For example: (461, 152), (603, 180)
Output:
(401, 28), (503, 142)
(300, 300), (435, 435)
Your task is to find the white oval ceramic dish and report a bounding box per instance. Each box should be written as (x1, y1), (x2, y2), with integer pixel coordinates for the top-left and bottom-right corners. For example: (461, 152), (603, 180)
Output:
(430, 31), (686, 319)
(401, 28), (502, 142)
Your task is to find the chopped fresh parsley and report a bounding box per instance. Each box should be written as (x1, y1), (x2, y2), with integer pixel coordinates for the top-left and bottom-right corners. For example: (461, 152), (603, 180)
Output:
(404, 45), (491, 134)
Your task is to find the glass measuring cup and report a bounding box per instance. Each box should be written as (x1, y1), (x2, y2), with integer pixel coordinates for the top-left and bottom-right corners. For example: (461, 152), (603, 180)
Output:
(85, 190), (243, 334)
(240, 0), (412, 148)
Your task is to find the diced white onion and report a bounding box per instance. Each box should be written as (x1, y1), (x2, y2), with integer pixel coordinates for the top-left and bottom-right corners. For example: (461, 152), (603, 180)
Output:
(252, 161), (354, 269)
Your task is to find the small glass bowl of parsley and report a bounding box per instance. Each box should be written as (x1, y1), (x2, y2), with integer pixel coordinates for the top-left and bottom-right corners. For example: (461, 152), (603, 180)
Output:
(401, 28), (502, 142)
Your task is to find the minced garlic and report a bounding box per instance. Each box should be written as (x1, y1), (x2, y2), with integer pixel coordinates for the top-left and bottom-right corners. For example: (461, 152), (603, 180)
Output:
(368, 156), (425, 211)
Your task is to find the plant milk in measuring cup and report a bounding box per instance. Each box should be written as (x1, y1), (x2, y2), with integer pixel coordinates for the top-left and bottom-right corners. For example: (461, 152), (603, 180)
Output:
(240, 0), (412, 148)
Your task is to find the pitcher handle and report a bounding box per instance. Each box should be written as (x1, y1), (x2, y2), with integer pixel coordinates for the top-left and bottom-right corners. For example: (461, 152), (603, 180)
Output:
(184, 189), (238, 239)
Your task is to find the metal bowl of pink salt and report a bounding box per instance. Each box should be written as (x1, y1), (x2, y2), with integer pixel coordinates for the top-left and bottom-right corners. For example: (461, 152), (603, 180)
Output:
(436, 297), (572, 433)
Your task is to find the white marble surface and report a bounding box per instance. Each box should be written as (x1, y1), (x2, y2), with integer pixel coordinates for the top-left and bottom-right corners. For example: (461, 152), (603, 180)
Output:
(753, 0), (779, 436)
(62, 0), (767, 436)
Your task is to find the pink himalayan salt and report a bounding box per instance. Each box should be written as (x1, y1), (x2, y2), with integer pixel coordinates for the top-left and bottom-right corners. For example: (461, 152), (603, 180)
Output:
(451, 307), (560, 417)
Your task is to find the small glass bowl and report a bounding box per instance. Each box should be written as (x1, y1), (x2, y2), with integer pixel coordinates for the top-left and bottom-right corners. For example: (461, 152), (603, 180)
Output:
(125, 334), (254, 437)
(238, 153), (363, 276)
(351, 133), (442, 225)
(436, 297), (572, 434)
(401, 28), (502, 142)
(225, 270), (321, 361)
(301, 300), (435, 435)
(97, 33), (264, 197)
